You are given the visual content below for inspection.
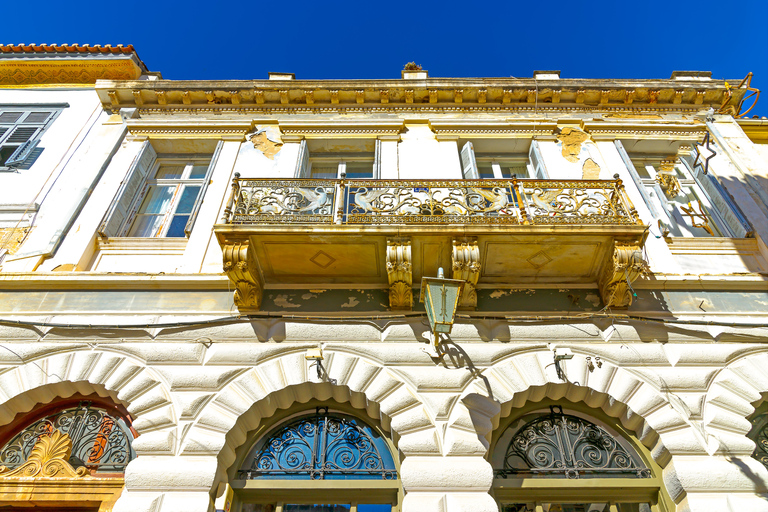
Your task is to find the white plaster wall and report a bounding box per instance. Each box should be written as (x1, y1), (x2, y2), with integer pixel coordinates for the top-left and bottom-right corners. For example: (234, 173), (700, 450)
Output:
(398, 124), (461, 180)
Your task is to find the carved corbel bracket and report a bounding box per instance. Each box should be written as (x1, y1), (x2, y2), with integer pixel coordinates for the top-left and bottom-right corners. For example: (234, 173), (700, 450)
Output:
(452, 238), (481, 310)
(0, 430), (89, 479)
(655, 158), (681, 198)
(386, 239), (412, 310)
(222, 241), (262, 311)
(598, 242), (648, 308)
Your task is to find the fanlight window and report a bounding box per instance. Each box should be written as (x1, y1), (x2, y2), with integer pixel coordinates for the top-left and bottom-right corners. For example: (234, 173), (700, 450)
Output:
(495, 406), (650, 479)
(0, 402), (135, 473)
(240, 408), (396, 480)
(748, 410), (768, 470)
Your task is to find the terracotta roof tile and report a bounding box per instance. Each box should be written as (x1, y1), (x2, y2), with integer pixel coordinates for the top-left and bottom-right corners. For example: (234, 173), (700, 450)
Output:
(0, 44), (136, 54)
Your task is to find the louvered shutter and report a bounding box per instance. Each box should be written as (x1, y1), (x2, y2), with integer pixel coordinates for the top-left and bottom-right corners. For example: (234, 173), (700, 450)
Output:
(6, 126), (39, 144)
(5, 139), (40, 167)
(21, 112), (53, 124)
(373, 139), (382, 179)
(690, 160), (752, 237)
(294, 139), (310, 178)
(98, 141), (157, 237)
(460, 141), (478, 179)
(529, 140), (549, 179)
(0, 112), (23, 123)
(614, 140), (662, 221)
(184, 141), (224, 236)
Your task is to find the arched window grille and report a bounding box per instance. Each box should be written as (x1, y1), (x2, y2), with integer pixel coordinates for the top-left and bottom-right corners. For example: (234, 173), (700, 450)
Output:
(239, 407), (397, 480)
(0, 401), (135, 472)
(496, 406), (650, 480)
(748, 408), (768, 470)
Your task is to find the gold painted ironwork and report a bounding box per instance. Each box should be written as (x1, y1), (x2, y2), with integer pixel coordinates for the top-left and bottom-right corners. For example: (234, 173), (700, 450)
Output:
(223, 178), (639, 226)
(680, 201), (715, 236)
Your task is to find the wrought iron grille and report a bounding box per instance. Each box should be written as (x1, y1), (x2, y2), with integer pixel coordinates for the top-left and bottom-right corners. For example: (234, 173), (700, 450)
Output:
(222, 177), (639, 226)
(238, 408), (397, 480)
(0, 402), (135, 472)
(749, 414), (768, 470)
(495, 406), (651, 479)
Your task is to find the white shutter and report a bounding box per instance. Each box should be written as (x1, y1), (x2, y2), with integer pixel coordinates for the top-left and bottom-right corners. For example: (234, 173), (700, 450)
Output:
(373, 139), (382, 179)
(5, 139), (40, 167)
(184, 141), (224, 236)
(294, 139), (310, 178)
(614, 140), (662, 221)
(460, 141), (478, 179)
(98, 141), (157, 237)
(529, 140), (549, 179)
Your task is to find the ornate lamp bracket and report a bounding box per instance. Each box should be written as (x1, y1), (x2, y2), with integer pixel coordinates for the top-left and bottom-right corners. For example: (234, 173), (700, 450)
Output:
(386, 239), (413, 310)
(598, 242), (648, 308)
(222, 240), (263, 311)
(452, 238), (481, 310)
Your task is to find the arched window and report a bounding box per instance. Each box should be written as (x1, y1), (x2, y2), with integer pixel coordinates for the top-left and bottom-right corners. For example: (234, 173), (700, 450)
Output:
(0, 400), (135, 473)
(747, 403), (768, 470)
(235, 407), (399, 512)
(492, 405), (671, 512)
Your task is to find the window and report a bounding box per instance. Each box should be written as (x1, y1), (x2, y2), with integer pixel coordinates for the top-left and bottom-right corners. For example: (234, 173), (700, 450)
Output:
(747, 403), (768, 470)
(0, 401), (135, 473)
(459, 140), (544, 180)
(296, 139), (381, 179)
(0, 106), (62, 169)
(235, 407), (399, 512)
(492, 405), (671, 512)
(616, 141), (750, 238)
(99, 140), (221, 238)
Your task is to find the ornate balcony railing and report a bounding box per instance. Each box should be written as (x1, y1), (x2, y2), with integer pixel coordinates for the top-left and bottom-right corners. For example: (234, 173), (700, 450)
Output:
(220, 174), (640, 226)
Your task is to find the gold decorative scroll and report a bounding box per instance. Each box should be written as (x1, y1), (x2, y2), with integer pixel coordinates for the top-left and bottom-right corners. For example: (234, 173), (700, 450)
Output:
(598, 242), (648, 308)
(386, 239), (413, 310)
(222, 241), (263, 311)
(452, 239), (481, 309)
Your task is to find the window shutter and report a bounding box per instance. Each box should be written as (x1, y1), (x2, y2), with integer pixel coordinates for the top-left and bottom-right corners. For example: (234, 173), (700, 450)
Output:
(5, 139), (40, 167)
(184, 141), (224, 236)
(373, 139), (382, 179)
(614, 140), (662, 221)
(460, 141), (478, 179)
(21, 112), (53, 124)
(98, 141), (157, 237)
(6, 126), (39, 144)
(0, 127), (8, 141)
(0, 112), (23, 123)
(529, 140), (549, 179)
(294, 139), (310, 178)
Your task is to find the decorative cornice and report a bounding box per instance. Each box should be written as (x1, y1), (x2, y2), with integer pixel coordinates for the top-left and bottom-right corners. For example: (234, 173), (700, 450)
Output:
(125, 120), (253, 140)
(279, 119), (405, 137)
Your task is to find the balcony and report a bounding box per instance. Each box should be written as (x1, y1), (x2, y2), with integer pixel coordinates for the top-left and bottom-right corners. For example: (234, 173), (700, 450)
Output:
(214, 177), (648, 311)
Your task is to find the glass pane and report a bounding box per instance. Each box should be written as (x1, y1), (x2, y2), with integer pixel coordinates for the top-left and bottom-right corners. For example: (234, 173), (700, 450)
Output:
(502, 506), (535, 512)
(166, 215), (189, 238)
(155, 165), (185, 179)
(284, 506), (351, 512)
(189, 164), (209, 179)
(477, 162), (494, 179)
(138, 186), (175, 214)
(358, 506), (391, 512)
(618, 504), (652, 512)
(128, 214), (165, 237)
(310, 163), (338, 179)
(498, 161), (527, 179)
(543, 505), (608, 512)
(345, 161), (374, 179)
(242, 506), (276, 512)
(176, 186), (201, 214)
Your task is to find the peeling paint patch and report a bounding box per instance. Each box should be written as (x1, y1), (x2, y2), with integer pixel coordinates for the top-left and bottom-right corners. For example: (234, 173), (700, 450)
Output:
(556, 126), (590, 163)
(301, 293), (318, 300)
(490, 290), (512, 299)
(309, 289), (327, 294)
(582, 158), (601, 179)
(273, 294), (301, 309)
(249, 126), (284, 160)
(340, 297), (360, 308)
(585, 293), (601, 307)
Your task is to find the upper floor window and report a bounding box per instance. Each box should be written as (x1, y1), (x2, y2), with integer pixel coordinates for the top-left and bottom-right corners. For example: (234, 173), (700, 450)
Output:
(616, 140), (751, 238)
(296, 139), (381, 180)
(98, 140), (221, 238)
(0, 106), (62, 169)
(458, 140), (542, 180)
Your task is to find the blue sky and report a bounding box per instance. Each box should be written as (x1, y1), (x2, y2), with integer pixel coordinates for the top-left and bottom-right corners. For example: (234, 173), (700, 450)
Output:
(5, 0), (767, 116)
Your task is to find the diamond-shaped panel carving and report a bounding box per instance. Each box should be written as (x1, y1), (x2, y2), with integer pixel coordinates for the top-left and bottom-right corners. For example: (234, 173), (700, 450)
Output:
(309, 250), (336, 269)
(527, 250), (552, 269)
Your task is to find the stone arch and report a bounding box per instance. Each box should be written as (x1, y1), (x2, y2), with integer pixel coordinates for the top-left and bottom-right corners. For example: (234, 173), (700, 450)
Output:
(442, 348), (687, 503)
(0, 347), (175, 444)
(178, 348), (437, 488)
(702, 349), (768, 456)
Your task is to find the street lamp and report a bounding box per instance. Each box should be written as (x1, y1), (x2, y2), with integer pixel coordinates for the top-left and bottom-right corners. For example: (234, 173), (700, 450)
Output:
(420, 267), (465, 352)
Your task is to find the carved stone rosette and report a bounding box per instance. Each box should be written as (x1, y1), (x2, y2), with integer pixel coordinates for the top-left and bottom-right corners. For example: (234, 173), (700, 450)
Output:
(452, 239), (481, 310)
(386, 239), (412, 310)
(0, 430), (89, 479)
(222, 241), (263, 311)
(599, 242), (648, 308)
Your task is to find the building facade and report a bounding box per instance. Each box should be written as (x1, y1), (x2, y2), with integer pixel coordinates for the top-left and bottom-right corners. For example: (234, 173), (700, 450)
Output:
(0, 44), (767, 512)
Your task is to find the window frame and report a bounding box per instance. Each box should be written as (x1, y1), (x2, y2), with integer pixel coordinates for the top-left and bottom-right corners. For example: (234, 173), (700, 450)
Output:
(295, 139), (381, 180)
(490, 400), (672, 512)
(0, 105), (65, 170)
(459, 140), (547, 180)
